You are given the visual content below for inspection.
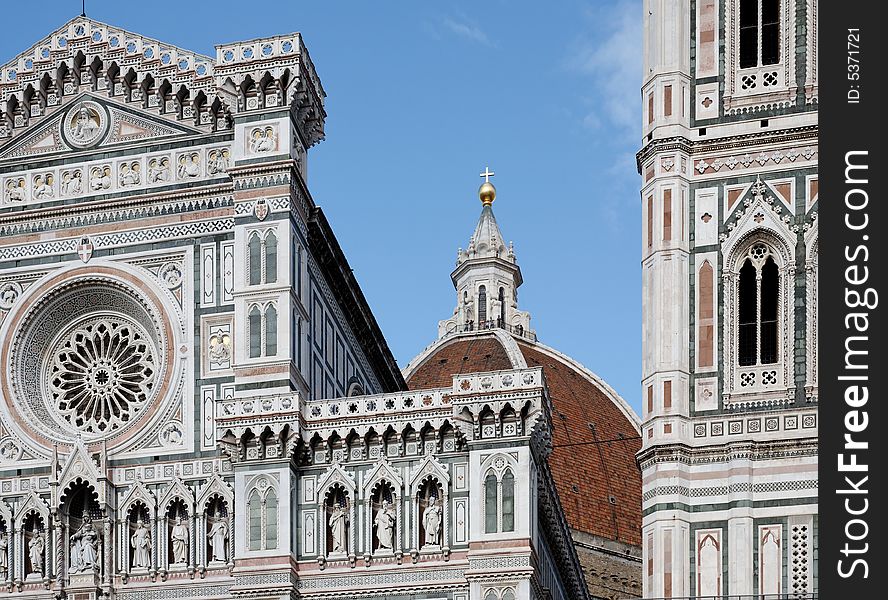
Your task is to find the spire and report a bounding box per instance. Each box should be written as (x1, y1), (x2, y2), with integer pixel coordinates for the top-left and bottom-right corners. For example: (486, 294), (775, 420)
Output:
(460, 166), (511, 264)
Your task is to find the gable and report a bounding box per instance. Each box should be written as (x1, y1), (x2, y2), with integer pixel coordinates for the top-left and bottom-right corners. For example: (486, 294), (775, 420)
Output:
(0, 93), (203, 161)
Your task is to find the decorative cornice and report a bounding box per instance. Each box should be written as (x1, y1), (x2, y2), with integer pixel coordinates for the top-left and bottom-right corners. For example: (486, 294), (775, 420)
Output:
(635, 125), (819, 173)
(636, 438), (819, 471)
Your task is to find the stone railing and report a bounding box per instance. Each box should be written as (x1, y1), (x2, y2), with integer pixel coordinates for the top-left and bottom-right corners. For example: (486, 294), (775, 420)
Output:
(216, 393), (300, 421)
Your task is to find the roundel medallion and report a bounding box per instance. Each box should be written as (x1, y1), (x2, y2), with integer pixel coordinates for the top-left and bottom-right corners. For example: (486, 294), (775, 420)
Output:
(61, 100), (108, 148)
(1, 267), (177, 448)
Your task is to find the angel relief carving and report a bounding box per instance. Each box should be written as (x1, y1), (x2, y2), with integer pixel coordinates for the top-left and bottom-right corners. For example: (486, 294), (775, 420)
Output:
(61, 169), (83, 196)
(249, 126), (276, 153)
(33, 173), (54, 199)
(4, 178), (26, 204)
(148, 157), (171, 183)
(90, 166), (112, 191)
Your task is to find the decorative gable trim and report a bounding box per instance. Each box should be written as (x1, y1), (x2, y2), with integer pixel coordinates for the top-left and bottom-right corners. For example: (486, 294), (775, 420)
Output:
(409, 454), (449, 495)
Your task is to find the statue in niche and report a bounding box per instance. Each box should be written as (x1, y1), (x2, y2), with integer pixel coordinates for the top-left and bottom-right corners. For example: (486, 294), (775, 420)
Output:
(373, 500), (395, 551)
(207, 511), (228, 563)
(170, 517), (189, 565)
(328, 503), (348, 554)
(28, 530), (45, 576)
(422, 496), (442, 546)
(130, 519), (151, 569)
(69, 512), (99, 573)
(0, 531), (7, 577)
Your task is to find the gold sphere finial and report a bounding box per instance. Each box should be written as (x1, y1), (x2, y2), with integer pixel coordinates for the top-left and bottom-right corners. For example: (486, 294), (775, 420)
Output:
(479, 166), (496, 206)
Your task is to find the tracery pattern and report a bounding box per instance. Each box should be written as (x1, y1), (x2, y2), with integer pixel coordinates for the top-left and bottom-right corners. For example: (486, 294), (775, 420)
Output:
(49, 317), (157, 433)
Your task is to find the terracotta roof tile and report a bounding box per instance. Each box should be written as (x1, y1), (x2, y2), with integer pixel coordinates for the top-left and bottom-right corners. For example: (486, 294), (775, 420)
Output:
(406, 336), (515, 389)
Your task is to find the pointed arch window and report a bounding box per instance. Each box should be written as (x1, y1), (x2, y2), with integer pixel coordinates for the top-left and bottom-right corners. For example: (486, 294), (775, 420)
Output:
(483, 463), (517, 534)
(247, 483), (277, 551)
(265, 305), (278, 356)
(478, 285), (487, 323)
(247, 228), (278, 286)
(248, 489), (262, 550)
(265, 488), (278, 550)
(484, 473), (498, 534)
(501, 469), (515, 532)
(264, 231), (278, 284)
(498, 287), (506, 326)
(249, 306), (262, 358)
(739, 0), (781, 69)
(248, 232), (262, 286)
(737, 243), (779, 366)
(248, 303), (277, 358)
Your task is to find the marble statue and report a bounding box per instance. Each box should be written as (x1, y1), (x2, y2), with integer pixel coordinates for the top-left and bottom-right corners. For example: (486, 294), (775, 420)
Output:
(207, 512), (228, 563)
(422, 497), (442, 546)
(329, 503), (348, 554)
(373, 500), (396, 550)
(130, 519), (151, 569)
(170, 517), (189, 564)
(28, 530), (45, 576)
(70, 513), (99, 573)
(0, 531), (7, 577)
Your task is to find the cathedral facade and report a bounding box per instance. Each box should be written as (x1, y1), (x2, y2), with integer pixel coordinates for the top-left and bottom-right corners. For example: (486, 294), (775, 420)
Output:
(637, 1), (818, 598)
(0, 17), (610, 600)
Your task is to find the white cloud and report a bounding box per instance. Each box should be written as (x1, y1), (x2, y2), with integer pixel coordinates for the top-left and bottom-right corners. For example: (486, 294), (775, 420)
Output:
(440, 15), (493, 46)
(568, 0), (642, 144)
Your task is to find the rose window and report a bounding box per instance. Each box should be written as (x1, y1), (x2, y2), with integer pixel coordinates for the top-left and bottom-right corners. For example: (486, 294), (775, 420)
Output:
(5, 276), (171, 446)
(49, 317), (157, 434)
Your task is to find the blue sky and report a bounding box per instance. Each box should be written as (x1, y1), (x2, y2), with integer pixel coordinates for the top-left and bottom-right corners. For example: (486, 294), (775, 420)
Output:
(3, 1), (644, 413)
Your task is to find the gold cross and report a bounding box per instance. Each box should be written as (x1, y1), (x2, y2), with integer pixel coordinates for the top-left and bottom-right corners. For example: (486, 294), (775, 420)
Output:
(479, 167), (495, 183)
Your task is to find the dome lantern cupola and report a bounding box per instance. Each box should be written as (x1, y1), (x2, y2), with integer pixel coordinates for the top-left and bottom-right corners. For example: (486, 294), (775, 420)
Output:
(438, 167), (533, 339)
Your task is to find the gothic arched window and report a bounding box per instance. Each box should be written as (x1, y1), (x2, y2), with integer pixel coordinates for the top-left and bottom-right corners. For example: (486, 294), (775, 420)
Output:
(484, 472), (498, 534)
(478, 285), (487, 323)
(737, 243), (779, 366)
(249, 306), (262, 358)
(265, 304), (278, 356)
(265, 488), (278, 550)
(264, 231), (278, 284)
(498, 287), (505, 326)
(247, 228), (278, 286)
(248, 232), (262, 286)
(248, 489), (261, 550)
(502, 469), (515, 532)
(739, 0), (780, 68)
(247, 482), (277, 551)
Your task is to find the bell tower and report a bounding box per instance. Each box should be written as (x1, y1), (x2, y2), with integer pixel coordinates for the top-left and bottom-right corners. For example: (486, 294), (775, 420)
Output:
(638, 1), (819, 598)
